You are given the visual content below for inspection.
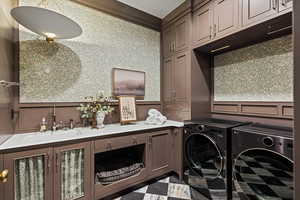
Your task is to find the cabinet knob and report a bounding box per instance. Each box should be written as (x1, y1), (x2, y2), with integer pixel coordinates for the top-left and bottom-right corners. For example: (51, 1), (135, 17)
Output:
(0, 169), (8, 183)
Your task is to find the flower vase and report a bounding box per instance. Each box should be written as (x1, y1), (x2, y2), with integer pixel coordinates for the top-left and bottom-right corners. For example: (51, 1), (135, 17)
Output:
(96, 111), (106, 129)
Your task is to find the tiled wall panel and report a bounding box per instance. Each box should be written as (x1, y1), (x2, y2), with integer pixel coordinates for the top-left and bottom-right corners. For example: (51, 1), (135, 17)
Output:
(214, 35), (293, 102)
(19, 0), (161, 103)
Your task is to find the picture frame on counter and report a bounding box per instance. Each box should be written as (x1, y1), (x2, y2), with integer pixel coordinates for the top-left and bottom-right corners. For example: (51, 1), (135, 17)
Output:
(112, 68), (146, 98)
(119, 96), (137, 124)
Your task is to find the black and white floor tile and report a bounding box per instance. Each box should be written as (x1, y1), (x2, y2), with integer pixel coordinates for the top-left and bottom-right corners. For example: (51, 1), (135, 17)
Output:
(234, 155), (294, 200)
(113, 175), (209, 200)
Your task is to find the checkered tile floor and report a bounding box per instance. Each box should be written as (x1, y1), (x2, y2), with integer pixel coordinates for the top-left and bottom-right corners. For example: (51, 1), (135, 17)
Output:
(234, 153), (294, 200)
(113, 175), (210, 200)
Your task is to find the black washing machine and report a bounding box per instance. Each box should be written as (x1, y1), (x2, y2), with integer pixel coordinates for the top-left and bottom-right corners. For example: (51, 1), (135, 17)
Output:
(232, 123), (294, 200)
(184, 118), (249, 200)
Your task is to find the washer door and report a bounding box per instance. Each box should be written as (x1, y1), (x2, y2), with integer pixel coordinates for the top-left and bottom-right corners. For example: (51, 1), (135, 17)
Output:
(185, 133), (223, 179)
(234, 149), (294, 200)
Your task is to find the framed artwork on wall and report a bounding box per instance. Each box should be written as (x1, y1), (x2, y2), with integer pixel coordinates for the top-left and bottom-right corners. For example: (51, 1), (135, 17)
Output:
(119, 96), (137, 124)
(112, 68), (146, 98)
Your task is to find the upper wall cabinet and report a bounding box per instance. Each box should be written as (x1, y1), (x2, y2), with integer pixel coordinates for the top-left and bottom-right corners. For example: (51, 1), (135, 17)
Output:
(193, 3), (213, 47)
(163, 27), (175, 58)
(242, 0), (278, 26)
(192, 0), (239, 47)
(163, 15), (189, 58)
(175, 16), (190, 52)
(213, 0), (239, 38)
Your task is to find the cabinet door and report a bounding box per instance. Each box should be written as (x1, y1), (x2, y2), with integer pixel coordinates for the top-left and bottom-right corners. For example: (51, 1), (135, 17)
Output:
(163, 57), (174, 103)
(175, 15), (189, 52)
(3, 148), (53, 200)
(163, 26), (175, 58)
(279, 0), (292, 12)
(0, 154), (4, 200)
(54, 142), (91, 200)
(214, 0), (239, 38)
(174, 51), (189, 103)
(242, 0), (278, 26)
(149, 131), (171, 177)
(171, 129), (183, 179)
(192, 2), (213, 46)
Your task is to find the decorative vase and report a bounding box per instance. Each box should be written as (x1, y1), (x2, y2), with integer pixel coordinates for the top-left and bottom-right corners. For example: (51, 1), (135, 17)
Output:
(96, 111), (106, 129)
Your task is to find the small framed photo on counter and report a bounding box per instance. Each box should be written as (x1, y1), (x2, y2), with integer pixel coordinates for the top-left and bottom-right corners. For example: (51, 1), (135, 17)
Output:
(119, 96), (137, 124)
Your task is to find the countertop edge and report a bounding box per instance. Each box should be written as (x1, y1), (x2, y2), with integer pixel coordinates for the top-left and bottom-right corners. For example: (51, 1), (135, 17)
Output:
(0, 120), (184, 153)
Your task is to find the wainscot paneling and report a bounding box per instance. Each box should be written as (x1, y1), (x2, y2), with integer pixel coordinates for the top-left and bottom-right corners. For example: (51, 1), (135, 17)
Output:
(15, 103), (162, 133)
(212, 102), (294, 119)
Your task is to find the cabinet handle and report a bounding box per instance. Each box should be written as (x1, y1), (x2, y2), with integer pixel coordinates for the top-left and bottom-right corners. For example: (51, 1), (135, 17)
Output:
(45, 154), (50, 174)
(0, 169), (8, 183)
(55, 152), (59, 173)
(214, 24), (217, 37)
(173, 42), (176, 52)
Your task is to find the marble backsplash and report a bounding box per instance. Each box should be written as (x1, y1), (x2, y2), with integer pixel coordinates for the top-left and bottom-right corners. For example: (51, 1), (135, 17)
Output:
(214, 35), (293, 102)
(19, 0), (161, 103)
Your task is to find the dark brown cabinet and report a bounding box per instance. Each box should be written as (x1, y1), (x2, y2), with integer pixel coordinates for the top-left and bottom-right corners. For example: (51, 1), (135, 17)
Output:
(163, 51), (190, 115)
(54, 142), (91, 200)
(2, 143), (91, 200)
(163, 57), (174, 104)
(174, 52), (189, 103)
(174, 16), (190, 52)
(163, 15), (189, 58)
(192, 3), (213, 46)
(148, 131), (171, 177)
(0, 155), (3, 200)
(0, 128), (183, 200)
(242, 0), (278, 26)
(192, 0), (239, 47)
(170, 129), (183, 178)
(163, 27), (175, 58)
(3, 148), (53, 200)
(213, 0), (239, 38)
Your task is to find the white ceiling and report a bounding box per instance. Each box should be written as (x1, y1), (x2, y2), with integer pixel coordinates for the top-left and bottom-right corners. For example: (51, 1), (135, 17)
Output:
(117, 0), (186, 18)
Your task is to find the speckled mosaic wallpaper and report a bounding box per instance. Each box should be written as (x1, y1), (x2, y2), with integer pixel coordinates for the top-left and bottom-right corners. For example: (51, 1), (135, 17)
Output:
(214, 35), (293, 102)
(19, 0), (161, 103)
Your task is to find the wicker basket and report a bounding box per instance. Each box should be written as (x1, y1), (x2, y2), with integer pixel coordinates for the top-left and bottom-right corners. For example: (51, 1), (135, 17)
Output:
(96, 163), (144, 185)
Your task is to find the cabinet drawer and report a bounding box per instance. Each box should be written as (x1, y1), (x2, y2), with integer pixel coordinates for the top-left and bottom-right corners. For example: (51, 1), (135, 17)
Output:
(94, 134), (147, 153)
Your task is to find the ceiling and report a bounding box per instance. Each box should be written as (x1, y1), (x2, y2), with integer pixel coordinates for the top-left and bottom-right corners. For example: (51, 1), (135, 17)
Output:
(117, 0), (186, 18)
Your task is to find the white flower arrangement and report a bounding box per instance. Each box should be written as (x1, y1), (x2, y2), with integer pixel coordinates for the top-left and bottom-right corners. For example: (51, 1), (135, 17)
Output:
(77, 92), (114, 119)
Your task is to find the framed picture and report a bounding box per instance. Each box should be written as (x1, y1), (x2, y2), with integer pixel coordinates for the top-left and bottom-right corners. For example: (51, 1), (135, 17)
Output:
(119, 96), (137, 124)
(113, 68), (145, 98)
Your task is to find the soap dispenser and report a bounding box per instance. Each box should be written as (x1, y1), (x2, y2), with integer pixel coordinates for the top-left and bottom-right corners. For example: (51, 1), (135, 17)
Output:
(40, 117), (47, 132)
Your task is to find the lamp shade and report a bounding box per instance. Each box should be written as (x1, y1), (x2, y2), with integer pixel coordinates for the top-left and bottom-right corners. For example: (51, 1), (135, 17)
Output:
(11, 6), (82, 40)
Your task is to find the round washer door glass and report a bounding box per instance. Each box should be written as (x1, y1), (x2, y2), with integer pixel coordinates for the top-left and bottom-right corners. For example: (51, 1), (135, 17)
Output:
(234, 149), (293, 200)
(185, 134), (223, 179)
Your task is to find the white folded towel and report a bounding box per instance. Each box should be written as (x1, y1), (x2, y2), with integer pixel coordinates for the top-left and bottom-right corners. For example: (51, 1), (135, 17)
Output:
(145, 109), (167, 125)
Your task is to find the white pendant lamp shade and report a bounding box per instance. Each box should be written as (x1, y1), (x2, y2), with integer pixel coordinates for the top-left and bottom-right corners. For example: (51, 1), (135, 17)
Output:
(11, 6), (82, 41)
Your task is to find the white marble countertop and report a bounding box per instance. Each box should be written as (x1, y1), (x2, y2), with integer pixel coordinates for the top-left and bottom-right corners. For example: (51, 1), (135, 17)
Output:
(0, 120), (184, 152)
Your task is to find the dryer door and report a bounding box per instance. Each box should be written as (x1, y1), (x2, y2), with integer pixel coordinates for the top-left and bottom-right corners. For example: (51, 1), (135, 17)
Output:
(185, 133), (224, 179)
(234, 149), (293, 200)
